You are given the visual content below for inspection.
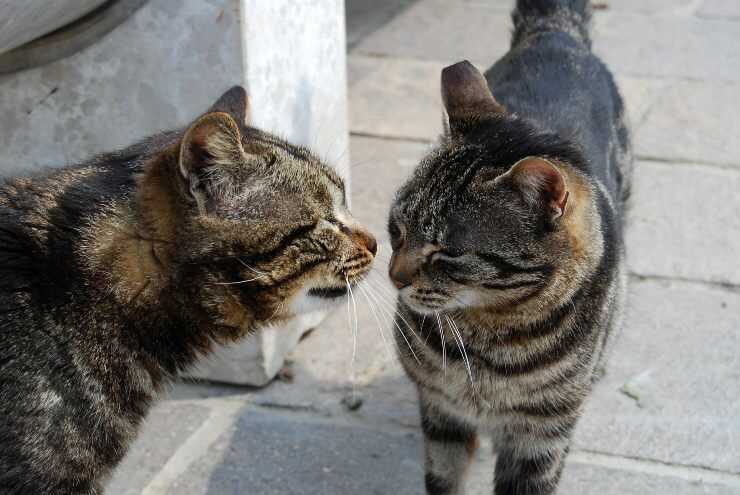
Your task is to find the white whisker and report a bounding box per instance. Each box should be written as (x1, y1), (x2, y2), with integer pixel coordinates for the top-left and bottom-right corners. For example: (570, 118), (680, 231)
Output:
(267, 299), (285, 321)
(450, 314), (492, 409)
(435, 311), (447, 377)
(365, 278), (425, 347)
(445, 314), (474, 388)
(237, 258), (267, 276)
(214, 276), (263, 285)
(216, 259), (271, 285)
(363, 281), (421, 365)
(357, 282), (393, 361)
(345, 276), (359, 386)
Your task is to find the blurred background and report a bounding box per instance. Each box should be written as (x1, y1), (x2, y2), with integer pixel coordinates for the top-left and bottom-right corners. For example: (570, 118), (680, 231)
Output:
(1, 0), (738, 494)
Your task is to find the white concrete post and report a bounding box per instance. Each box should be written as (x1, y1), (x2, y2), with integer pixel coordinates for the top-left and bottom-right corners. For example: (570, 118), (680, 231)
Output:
(0, 0), (349, 386)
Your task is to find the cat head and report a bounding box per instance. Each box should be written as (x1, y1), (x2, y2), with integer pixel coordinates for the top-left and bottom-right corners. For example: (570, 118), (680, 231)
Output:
(388, 61), (602, 318)
(138, 87), (376, 333)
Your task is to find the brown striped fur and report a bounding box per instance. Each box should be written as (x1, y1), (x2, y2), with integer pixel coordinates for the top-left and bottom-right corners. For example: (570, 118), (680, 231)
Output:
(388, 1), (629, 493)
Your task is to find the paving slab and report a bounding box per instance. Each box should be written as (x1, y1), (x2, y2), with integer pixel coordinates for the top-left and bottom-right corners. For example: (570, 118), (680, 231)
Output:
(625, 160), (740, 285)
(352, 1), (511, 66)
(349, 55), (442, 141)
(559, 460), (739, 495)
(345, 0), (419, 49)
(616, 75), (671, 129)
(588, 0), (697, 14)
(108, 402), (212, 494)
(697, 0), (740, 19)
(467, 438), (740, 494)
(592, 13), (740, 82)
(575, 277), (740, 473)
(165, 408), (424, 495)
(349, 135), (431, 238)
(635, 80), (740, 167)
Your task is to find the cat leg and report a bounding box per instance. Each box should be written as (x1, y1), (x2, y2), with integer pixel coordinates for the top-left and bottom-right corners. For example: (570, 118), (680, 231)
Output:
(493, 420), (575, 495)
(419, 395), (478, 495)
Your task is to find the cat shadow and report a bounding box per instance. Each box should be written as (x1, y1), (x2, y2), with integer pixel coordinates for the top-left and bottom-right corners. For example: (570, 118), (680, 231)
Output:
(197, 370), (426, 495)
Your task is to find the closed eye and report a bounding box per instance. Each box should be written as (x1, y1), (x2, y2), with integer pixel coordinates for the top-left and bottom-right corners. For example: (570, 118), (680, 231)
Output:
(482, 279), (544, 290)
(431, 253), (470, 284)
(388, 218), (405, 249)
(248, 222), (317, 261)
(338, 222), (352, 236)
(323, 216), (351, 236)
(476, 251), (552, 278)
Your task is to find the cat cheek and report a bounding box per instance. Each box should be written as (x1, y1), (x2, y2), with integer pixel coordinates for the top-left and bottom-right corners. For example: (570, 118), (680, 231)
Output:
(453, 289), (479, 309)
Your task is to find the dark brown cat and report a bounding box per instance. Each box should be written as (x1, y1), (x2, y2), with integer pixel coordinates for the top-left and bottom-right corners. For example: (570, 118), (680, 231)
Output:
(388, 1), (629, 493)
(0, 87), (376, 494)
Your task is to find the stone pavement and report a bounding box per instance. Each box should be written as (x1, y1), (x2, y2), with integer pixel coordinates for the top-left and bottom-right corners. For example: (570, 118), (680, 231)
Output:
(109, 1), (740, 493)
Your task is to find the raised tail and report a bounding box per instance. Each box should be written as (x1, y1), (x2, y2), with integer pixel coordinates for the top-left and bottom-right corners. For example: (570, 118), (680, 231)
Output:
(512, 0), (592, 48)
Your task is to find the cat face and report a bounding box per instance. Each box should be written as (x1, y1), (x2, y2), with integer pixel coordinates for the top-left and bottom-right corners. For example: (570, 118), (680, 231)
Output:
(388, 154), (568, 315)
(388, 62), (589, 316)
(140, 88), (376, 331)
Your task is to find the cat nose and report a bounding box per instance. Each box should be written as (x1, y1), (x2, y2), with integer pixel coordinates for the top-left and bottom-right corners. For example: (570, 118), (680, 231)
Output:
(389, 251), (417, 289)
(352, 227), (377, 256)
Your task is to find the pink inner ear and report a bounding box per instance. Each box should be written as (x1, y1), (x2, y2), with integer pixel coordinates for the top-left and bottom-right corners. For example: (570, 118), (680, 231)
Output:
(186, 122), (219, 170)
(510, 157), (568, 214)
(180, 112), (242, 176)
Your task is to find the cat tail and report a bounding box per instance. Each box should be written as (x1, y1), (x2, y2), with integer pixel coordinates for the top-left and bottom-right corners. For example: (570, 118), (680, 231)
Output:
(512, 0), (592, 49)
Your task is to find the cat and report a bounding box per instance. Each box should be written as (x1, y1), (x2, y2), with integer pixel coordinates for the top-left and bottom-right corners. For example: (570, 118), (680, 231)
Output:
(387, 1), (630, 494)
(0, 86), (376, 494)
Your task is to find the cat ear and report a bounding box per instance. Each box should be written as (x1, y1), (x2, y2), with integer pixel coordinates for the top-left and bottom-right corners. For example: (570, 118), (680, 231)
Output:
(497, 157), (569, 221)
(178, 112), (245, 212)
(441, 60), (504, 129)
(209, 86), (250, 127)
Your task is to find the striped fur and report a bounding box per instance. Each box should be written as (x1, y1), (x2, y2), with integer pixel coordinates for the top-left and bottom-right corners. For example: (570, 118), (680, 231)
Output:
(388, 2), (630, 493)
(0, 87), (375, 493)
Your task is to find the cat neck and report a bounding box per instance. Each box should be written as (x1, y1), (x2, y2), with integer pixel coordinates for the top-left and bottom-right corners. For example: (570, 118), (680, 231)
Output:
(83, 151), (181, 305)
(77, 152), (235, 379)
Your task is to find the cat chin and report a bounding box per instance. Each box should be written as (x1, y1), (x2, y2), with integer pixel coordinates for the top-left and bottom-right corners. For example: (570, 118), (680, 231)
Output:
(401, 291), (477, 315)
(398, 287), (479, 315)
(288, 285), (349, 315)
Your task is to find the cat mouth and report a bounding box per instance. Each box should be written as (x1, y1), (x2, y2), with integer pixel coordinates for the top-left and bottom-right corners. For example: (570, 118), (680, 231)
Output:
(402, 288), (471, 314)
(406, 299), (447, 313)
(308, 286), (349, 299)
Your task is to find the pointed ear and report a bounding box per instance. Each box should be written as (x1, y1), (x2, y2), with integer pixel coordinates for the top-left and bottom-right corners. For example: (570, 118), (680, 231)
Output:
(496, 157), (569, 221)
(178, 112), (244, 211)
(441, 60), (504, 131)
(209, 86), (250, 127)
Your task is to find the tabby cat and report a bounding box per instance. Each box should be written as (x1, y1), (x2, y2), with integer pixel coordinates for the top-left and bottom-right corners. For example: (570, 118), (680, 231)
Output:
(388, 1), (630, 494)
(0, 87), (376, 494)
